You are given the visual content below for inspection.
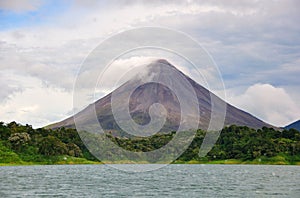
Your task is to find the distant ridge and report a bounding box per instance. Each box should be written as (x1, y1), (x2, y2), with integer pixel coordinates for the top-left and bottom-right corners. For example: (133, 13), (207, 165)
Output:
(285, 120), (300, 131)
(47, 59), (273, 133)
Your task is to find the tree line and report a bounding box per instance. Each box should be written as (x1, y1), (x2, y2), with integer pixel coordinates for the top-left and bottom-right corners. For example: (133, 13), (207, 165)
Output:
(0, 121), (299, 164)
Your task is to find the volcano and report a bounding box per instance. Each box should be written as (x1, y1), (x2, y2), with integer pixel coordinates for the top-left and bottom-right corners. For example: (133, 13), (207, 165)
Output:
(47, 59), (273, 134)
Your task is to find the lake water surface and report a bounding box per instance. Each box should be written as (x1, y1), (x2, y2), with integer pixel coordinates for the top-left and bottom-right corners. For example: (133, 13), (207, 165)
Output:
(0, 164), (299, 197)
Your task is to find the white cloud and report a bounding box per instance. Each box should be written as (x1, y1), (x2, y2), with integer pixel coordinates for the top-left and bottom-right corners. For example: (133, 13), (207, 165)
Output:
(0, 72), (23, 102)
(0, 0), (42, 12)
(0, 41), (79, 91)
(227, 83), (300, 127)
(0, 73), (72, 128)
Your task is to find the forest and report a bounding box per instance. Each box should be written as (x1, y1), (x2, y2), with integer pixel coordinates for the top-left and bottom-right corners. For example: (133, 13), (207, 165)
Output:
(0, 121), (300, 165)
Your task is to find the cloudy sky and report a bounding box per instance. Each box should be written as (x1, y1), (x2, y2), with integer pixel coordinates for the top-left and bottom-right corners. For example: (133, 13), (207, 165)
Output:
(0, 0), (299, 128)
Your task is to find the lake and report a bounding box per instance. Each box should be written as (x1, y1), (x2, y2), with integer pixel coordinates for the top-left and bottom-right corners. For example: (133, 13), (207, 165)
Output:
(0, 164), (299, 197)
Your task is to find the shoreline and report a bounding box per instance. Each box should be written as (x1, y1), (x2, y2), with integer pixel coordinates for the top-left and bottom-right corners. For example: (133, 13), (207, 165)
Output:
(1, 159), (299, 166)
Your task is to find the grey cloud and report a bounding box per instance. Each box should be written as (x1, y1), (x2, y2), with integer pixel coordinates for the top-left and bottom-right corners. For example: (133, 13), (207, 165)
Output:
(143, 1), (300, 89)
(1, 0), (298, 92)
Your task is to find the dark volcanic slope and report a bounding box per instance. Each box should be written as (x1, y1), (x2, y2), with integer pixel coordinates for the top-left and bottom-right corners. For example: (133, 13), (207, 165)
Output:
(285, 120), (300, 131)
(47, 59), (273, 132)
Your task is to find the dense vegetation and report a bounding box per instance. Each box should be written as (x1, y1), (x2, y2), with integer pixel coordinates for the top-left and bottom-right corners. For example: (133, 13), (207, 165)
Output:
(0, 121), (299, 165)
(0, 121), (97, 164)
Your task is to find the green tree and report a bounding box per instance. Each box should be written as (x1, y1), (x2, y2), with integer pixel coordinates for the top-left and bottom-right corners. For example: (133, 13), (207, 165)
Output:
(38, 135), (67, 156)
(8, 132), (31, 151)
(67, 143), (83, 157)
